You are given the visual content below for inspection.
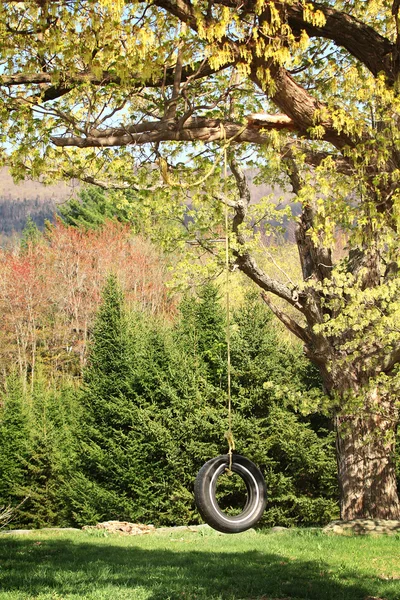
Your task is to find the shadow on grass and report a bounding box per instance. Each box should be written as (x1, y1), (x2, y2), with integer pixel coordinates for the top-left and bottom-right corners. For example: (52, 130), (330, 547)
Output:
(0, 535), (393, 600)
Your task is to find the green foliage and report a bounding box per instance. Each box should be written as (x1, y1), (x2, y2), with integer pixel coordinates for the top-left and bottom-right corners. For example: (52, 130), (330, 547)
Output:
(83, 273), (132, 401)
(227, 293), (338, 525)
(0, 373), (80, 528)
(69, 275), (187, 524)
(18, 377), (81, 528)
(58, 187), (124, 230)
(0, 0), (399, 521)
(72, 281), (338, 527)
(178, 284), (227, 387)
(20, 216), (41, 252)
(260, 406), (338, 526)
(70, 274), (135, 522)
(58, 186), (175, 241)
(0, 376), (30, 506)
(0, 276), (338, 529)
(230, 292), (313, 414)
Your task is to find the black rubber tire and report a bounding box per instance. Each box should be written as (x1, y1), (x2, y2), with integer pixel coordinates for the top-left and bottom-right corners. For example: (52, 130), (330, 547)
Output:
(194, 454), (267, 534)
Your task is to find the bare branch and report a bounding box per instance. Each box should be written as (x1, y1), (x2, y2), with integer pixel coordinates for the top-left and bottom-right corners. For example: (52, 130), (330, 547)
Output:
(51, 117), (282, 147)
(0, 497), (29, 530)
(261, 292), (310, 343)
(63, 172), (136, 191)
(226, 154), (305, 312)
(0, 58), (233, 103)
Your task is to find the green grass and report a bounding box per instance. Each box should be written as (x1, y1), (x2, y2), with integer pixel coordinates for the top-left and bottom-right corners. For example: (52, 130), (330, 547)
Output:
(0, 527), (399, 600)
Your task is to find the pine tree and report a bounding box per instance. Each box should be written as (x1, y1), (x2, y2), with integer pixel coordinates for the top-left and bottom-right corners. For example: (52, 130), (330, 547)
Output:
(73, 277), (222, 526)
(72, 280), (338, 528)
(0, 375), (30, 508)
(231, 291), (315, 416)
(20, 216), (41, 252)
(72, 275), (176, 524)
(0, 373), (80, 528)
(178, 284), (226, 388)
(83, 273), (132, 406)
(58, 187), (114, 229)
(58, 187), (139, 230)
(18, 376), (80, 528)
(229, 292), (338, 526)
(75, 273), (134, 522)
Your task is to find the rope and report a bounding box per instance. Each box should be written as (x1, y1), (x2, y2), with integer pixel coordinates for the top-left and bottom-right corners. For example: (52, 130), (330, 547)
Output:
(223, 145), (235, 473)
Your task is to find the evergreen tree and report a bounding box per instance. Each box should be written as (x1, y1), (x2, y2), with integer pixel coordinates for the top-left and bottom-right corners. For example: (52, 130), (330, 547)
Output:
(231, 291), (319, 416)
(73, 277), (185, 524)
(18, 376), (80, 527)
(175, 287), (338, 526)
(58, 187), (118, 229)
(73, 280), (338, 528)
(178, 284), (226, 387)
(72, 273), (134, 522)
(262, 405), (338, 526)
(20, 216), (41, 251)
(71, 277), (220, 525)
(58, 187), (136, 230)
(0, 373), (80, 528)
(229, 292), (338, 525)
(83, 273), (132, 404)
(0, 375), (30, 508)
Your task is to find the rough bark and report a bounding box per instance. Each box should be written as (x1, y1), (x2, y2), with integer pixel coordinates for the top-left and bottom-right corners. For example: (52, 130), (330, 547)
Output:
(285, 2), (397, 83)
(228, 156), (400, 521)
(335, 391), (400, 520)
(50, 117), (294, 147)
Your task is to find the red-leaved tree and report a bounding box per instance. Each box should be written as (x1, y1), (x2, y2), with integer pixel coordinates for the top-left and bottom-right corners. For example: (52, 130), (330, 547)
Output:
(0, 221), (173, 383)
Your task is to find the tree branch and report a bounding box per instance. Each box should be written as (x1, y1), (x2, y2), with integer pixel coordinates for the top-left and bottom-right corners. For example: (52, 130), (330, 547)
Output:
(283, 151), (333, 283)
(286, 2), (396, 84)
(227, 154), (305, 313)
(247, 113), (296, 130)
(50, 117), (290, 147)
(147, 0), (199, 30)
(251, 63), (357, 151)
(261, 292), (310, 343)
(62, 171), (138, 191)
(0, 59), (232, 103)
(212, 0), (397, 83)
(236, 248), (306, 312)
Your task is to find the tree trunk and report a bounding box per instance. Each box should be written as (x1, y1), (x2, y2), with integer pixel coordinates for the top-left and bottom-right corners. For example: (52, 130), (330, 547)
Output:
(335, 390), (400, 520)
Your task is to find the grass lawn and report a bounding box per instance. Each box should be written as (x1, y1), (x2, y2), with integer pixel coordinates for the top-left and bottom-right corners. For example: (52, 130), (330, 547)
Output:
(0, 527), (399, 600)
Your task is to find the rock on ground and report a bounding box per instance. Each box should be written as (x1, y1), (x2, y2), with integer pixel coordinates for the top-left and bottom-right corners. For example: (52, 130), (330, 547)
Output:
(323, 519), (400, 536)
(83, 521), (156, 535)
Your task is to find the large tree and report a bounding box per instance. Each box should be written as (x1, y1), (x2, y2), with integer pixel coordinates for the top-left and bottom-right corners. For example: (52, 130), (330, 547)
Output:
(1, 0), (400, 520)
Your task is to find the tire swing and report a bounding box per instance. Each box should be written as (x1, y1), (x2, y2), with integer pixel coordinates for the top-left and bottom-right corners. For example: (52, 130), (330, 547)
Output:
(194, 454), (267, 534)
(194, 148), (267, 534)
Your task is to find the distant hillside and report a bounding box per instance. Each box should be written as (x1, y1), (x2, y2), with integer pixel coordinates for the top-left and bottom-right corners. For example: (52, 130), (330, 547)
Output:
(0, 167), (296, 241)
(0, 168), (79, 237)
(243, 169), (297, 242)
